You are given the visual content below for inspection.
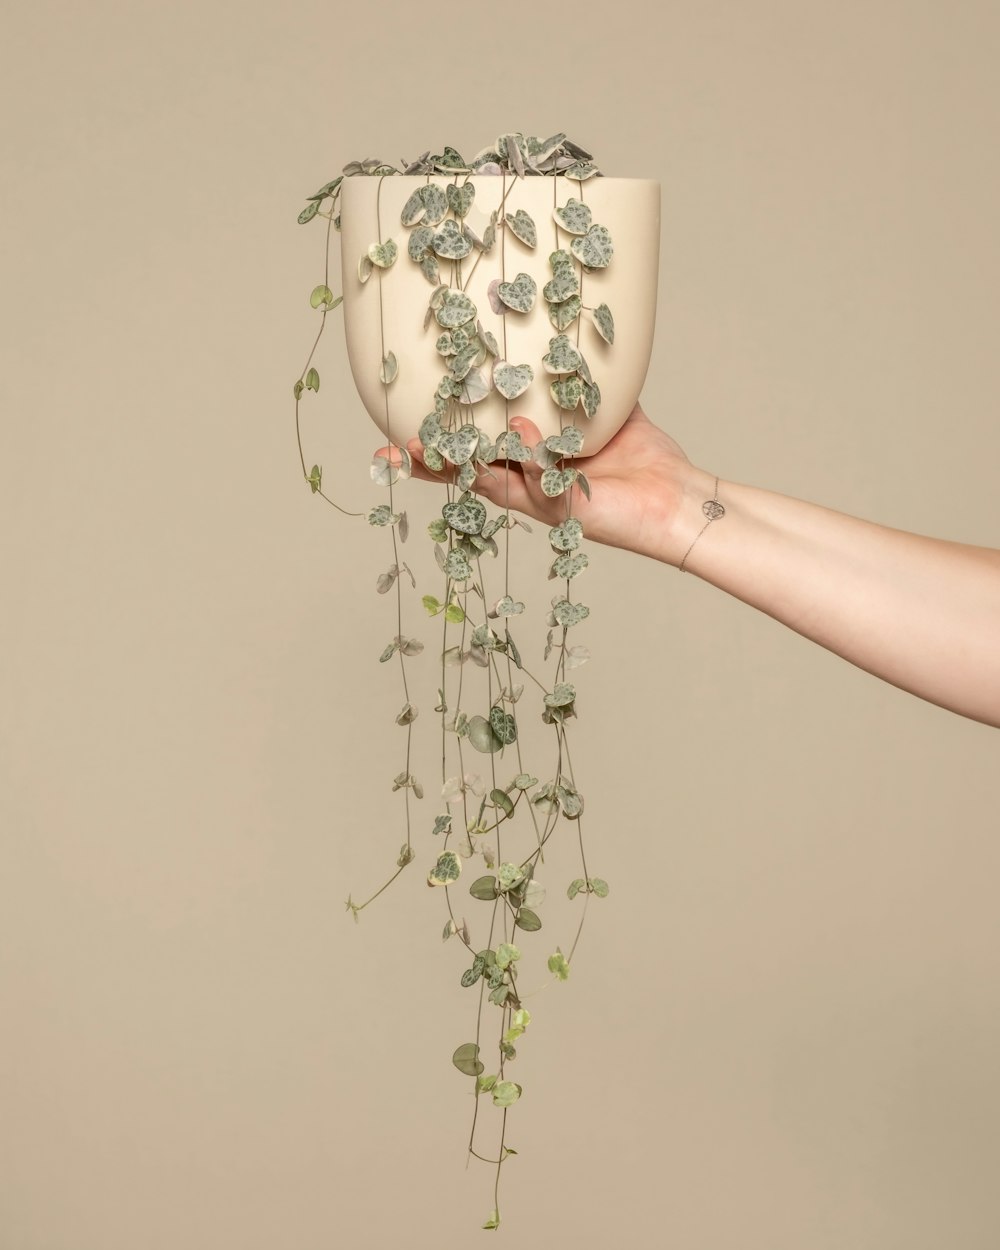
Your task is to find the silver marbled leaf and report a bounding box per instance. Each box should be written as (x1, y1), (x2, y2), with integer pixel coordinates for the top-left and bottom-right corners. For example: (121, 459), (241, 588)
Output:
(548, 294), (582, 331)
(420, 184), (448, 225)
(408, 225), (435, 261)
(446, 182), (475, 217)
(582, 380), (601, 418)
(437, 425), (479, 465)
(443, 497), (487, 535)
(553, 198), (592, 236)
(494, 430), (534, 462)
(552, 552), (589, 579)
(571, 224), (613, 269)
(493, 361), (534, 400)
(543, 270), (580, 304)
(548, 517), (583, 551)
(432, 219), (472, 260)
(497, 273), (537, 314)
(445, 548), (473, 581)
(542, 334), (583, 374)
(545, 426), (585, 455)
(435, 290), (477, 328)
(505, 209), (537, 247)
(592, 302), (615, 344)
(367, 239), (398, 268)
(552, 599), (590, 627)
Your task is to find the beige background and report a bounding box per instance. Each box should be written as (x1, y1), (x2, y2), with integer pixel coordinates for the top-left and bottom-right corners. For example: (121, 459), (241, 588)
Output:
(3, 1), (999, 1247)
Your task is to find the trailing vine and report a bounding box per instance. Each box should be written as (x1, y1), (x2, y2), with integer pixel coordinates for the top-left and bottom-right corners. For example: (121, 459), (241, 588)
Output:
(294, 133), (620, 1231)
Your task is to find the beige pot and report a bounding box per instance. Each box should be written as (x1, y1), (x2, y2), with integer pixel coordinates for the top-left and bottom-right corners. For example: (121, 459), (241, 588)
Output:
(340, 175), (660, 456)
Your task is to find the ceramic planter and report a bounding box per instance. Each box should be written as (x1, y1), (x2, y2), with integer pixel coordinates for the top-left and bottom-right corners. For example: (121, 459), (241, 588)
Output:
(340, 176), (660, 455)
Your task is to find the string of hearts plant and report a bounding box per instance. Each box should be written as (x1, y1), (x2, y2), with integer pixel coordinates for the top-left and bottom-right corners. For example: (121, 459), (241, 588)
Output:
(294, 134), (625, 1231)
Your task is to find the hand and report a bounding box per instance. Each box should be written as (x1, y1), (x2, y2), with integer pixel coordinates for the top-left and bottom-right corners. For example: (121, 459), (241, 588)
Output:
(400, 403), (712, 565)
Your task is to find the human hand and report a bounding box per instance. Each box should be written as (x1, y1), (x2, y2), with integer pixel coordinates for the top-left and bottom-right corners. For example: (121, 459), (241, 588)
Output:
(398, 403), (714, 566)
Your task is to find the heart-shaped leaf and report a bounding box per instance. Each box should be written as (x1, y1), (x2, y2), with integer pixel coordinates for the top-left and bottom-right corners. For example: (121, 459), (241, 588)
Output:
(408, 225), (435, 261)
(494, 430), (534, 462)
(493, 362), (534, 400)
(452, 1042), (485, 1076)
(564, 160), (599, 181)
(549, 517), (584, 551)
(435, 290), (477, 328)
(554, 197), (592, 235)
(571, 224), (613, 269)
(446, 182), (475, 217)
(544, 682), (576, 707)
(549, 377), (583, 410)
(592, 302), (615, 344)
(582, 380), (601, 418)
(497, 272), (537, 314)
(505, 209), (537, 247)
(445, 549), (473, 580)
(489, 595), (525, 618)
(401, 187), (427, 226)
(456, 461), (477, 492)
(428, 850), (462, 886)
(419, 254), (440, 285)
(542, 334), (583, 374)
(437, 425), (479, 465)
(433, 219), (472, 259)
(443, 497), (487, 535)
(460, 367), (491, 405)
(548, 294), (582, 331)
(489, 707), (517, 745)
(478, 323), (500, 357)
(435, 332), (455, 357)
(467, 714), (503, 754)
(552, 599), (590, 627)
(368, 239), (398, 268)
(545, 426), (585, 455)
(552, 552), (590, 579)
(420, 183), (448, 225)
(379, 351), (398, 384)
(543, 270), (580, 304)
(450, 343), (479, 381)
(540, 468), (575, 497)
(549, 248), (575, 274)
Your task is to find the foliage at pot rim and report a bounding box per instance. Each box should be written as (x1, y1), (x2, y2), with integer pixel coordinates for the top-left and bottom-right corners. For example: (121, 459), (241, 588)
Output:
(293, 133), (624, 1232)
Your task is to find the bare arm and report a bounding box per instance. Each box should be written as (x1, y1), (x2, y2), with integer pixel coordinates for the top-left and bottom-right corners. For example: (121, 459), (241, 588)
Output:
(402, 404), (1000, 728)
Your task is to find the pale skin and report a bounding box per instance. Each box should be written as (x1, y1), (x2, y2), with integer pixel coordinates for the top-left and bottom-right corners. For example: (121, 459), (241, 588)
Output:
(393, 404), (1000, 729)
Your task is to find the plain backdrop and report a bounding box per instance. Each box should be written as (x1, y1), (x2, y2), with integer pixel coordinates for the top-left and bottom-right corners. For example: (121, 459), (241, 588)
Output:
(2, 2), (999, 1247)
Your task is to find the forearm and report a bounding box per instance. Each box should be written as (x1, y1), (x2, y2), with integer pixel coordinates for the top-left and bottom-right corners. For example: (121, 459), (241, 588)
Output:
(660, 467), (1000, 727)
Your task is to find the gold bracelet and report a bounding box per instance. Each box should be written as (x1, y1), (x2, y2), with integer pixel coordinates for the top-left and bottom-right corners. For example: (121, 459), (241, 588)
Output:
(678, 478), (725, 573)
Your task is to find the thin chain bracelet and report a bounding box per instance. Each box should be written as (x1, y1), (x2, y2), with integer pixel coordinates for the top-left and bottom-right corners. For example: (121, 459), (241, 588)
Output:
(678, 477), (725, 573)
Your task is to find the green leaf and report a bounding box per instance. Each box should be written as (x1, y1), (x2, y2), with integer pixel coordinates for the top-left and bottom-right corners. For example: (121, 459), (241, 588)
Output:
(547, 950), (570, 980)
(297, 200), (320, 224)
(498, 862), (524, 892)
(467, 715), (502, 754)
(567, 878), (585, 900)
(432, 814), (452, 835)
(482, 1208), (501, 1231)
(495, 942), (520, 970)
(461, 966), (482, 988)
(422, 594), (442, 615)
(513, 773), (537, 790)
(515, 907), (541, 932)
(452, 1042), (485, 1077)
(304, 367), (320, 392)
(491, 1080), (521, 1108)
(293, 379), (304, 400)
(490, 789), (515, 819)
(307, 465), (322, 494)
(545, 682), (576, 708)
(444, 602), (466, 624)
(427, 517), (448, 542)
(470, 875), (498, 900)
(427, 851), (461, 886)
(310, 284), (334, 309)
(590, 877), (610, 897)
